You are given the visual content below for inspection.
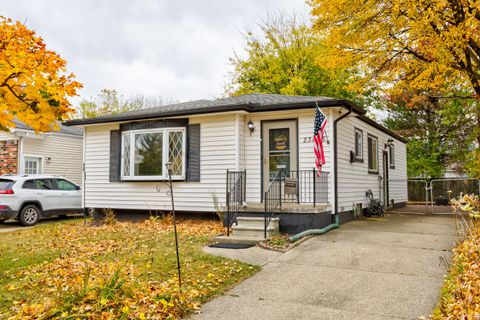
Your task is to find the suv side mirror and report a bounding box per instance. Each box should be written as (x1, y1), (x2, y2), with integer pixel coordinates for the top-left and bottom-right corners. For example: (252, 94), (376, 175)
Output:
(76, 185), (81, 190)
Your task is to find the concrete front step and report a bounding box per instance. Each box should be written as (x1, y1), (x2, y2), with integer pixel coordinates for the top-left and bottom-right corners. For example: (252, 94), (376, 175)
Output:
(232, 225), (278, 238)
(235, 216), (279, 229)
(213, 235), (265, 245)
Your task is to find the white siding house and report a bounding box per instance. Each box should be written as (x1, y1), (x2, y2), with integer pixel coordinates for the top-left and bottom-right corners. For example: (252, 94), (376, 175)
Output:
(66, 94), (407, 231)
(0, 120), (84, 184)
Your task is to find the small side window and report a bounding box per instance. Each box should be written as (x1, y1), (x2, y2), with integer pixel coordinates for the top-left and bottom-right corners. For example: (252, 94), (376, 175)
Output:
(367, 135), (379, 173)
(354, 128), (363, 160)
(22, 180), (35, 189)
(389, 144), (395, 169)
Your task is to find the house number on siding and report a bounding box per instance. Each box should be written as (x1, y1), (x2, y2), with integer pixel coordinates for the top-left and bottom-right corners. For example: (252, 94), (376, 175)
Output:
(302, 136), (313, 143)
(302, 136), (328, 144)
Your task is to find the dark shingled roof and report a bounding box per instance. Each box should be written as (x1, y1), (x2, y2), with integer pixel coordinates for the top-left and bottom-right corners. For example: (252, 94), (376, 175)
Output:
(13, 119), (83, 136)
(64, 93), (365, 126)
(63, 93), (405, 142)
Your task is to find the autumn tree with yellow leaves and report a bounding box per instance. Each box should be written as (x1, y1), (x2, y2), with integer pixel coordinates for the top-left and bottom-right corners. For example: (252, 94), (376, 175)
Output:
(309, 0), (480, 120)
(309, 0), (480, 176)
(0, 16), (82, 132)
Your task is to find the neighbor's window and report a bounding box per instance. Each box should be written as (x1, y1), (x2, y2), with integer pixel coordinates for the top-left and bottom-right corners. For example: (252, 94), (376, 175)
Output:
(354, 128), (363, 160)
(389, 144), (395, 169)
(367, 135), (378, 173)
(121, 128), (185, 180)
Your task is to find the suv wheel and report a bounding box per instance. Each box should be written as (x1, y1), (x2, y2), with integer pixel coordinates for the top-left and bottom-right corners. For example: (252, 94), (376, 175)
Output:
(19, 205), (40, 226)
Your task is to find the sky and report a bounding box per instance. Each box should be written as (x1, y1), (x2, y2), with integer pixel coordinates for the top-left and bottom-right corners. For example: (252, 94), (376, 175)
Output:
(3, 0), (311, 105)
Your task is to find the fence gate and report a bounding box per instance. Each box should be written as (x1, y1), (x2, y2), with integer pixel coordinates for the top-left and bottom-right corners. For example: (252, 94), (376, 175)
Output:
(385, 179), (431, 213)
(430, 178), (480, 214)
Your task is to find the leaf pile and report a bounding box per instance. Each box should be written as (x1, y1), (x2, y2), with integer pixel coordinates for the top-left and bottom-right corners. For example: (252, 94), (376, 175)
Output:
(0, 217), (258, 319)
(433, 200), (480, 318)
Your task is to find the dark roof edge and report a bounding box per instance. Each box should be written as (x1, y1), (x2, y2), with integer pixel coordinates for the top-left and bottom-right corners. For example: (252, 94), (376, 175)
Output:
(64, 99), (365, 126)
(355, 114), (407, 143)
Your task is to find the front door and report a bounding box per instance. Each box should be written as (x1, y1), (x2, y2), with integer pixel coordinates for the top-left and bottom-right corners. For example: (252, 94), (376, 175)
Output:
(262, 120), (297, 195)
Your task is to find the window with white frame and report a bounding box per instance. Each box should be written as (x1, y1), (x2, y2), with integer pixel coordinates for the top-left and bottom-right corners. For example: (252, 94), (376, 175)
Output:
(24, 156), (42, 174)
(367, 135), (378, 173)
(121, 128), (185, 180)
(354, 128), (363, 160)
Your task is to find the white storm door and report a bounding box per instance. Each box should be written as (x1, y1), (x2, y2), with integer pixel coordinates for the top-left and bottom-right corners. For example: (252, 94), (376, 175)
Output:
(262, 120), (298, 194)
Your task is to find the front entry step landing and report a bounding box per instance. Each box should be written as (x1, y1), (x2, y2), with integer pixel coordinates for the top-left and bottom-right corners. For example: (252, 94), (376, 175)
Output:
(214, 217), (279, 245)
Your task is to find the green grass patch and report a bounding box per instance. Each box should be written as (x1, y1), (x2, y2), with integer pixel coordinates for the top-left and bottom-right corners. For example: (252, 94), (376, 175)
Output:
(0, 218), (259, 319)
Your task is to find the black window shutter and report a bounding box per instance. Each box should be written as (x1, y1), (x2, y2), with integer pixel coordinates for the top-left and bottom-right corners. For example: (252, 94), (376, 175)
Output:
(109, 130), (121, 182)
(187, 124), (200, 182)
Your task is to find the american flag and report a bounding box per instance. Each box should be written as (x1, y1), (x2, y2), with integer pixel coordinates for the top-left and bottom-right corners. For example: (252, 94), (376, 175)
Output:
(313, 104), (327, 175)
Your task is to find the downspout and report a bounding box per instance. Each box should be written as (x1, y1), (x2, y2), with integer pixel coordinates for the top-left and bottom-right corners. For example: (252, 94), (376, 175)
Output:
(290, 104), (353, 242)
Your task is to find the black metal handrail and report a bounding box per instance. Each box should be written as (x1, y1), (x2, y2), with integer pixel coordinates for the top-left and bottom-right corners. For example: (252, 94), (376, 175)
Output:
(226, 169), (246, 236)
(263, 169), (329, 238)
(264, 171), (282, 238)
(281, 169), (329, 205)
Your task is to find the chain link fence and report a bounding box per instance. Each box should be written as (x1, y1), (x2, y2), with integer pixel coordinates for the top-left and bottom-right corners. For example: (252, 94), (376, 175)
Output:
(386, 178), (480, 214)
(430, 178), (480, 213)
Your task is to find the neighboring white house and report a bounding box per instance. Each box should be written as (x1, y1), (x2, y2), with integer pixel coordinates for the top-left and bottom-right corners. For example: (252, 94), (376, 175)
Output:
(0, 120), (84, 184)
(66, 94), (407, 231)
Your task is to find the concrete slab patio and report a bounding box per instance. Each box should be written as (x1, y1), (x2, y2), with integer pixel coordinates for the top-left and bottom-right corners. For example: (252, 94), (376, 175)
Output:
(191, 213), (457, 320)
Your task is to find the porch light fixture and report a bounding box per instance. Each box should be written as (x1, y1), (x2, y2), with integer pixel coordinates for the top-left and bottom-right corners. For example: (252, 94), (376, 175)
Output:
(247, 120), (255, 136)
(385, 138), (394, 149)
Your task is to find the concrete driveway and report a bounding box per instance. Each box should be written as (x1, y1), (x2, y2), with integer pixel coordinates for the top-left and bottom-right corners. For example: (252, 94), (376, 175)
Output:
(191, 213), (457, 320)
(0, 215), (81, 233)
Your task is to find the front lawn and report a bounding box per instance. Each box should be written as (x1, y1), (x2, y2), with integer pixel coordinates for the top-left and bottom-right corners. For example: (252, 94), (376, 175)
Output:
(0, 216), (259, 319)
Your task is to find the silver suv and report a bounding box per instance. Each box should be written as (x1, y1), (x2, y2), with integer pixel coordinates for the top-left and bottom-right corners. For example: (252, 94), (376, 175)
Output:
(0, 175), (83, 226)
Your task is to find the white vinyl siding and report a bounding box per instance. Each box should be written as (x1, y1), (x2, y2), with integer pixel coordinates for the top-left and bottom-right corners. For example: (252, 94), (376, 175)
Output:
(83, 114), (237, 211)
(336, 115), (407, 212)
(22, 134), (83, 184)
(81, 107), (406, 214)
(83, 109), (335, 212)
(0, 132), (17, 140)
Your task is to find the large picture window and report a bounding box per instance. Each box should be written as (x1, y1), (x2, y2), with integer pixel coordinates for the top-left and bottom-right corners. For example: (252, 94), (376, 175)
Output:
(121, 128), (185, 180)
(367, 135), (378, 173)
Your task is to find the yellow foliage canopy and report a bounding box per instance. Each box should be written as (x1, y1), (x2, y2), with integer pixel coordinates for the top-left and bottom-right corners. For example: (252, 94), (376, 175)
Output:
(308, 0), (480, 96)
(0, 16), (82, 132)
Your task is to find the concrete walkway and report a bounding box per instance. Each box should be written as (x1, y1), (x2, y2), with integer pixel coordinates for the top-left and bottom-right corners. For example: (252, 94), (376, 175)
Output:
(191, 213), (457, 320)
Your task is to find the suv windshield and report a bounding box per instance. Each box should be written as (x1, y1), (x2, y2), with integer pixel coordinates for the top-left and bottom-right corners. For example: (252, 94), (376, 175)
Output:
(0, 179), (14, 190)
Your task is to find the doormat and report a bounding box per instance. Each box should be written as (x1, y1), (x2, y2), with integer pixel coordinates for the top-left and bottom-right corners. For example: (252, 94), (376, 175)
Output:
(208, 243), (254, 249)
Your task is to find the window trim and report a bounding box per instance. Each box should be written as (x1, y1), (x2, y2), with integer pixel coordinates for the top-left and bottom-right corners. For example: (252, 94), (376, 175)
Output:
(388, 144), (395, 169)
(353, 127), (363, 161)
(120, 127), (186, 181)
(367, 134), (379, 174)
(23, 154), (44, 175)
